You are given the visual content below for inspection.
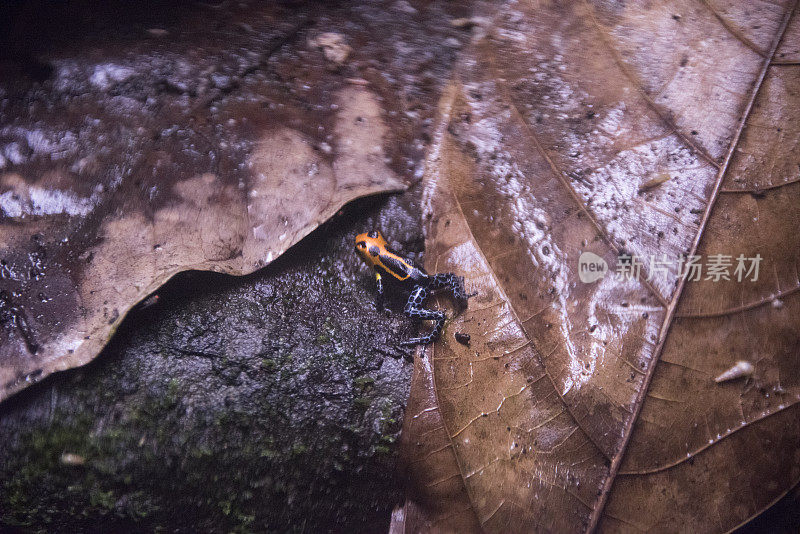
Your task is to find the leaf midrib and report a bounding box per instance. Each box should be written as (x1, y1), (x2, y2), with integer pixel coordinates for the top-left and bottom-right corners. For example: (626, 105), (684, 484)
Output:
(586, 3), (799, 531)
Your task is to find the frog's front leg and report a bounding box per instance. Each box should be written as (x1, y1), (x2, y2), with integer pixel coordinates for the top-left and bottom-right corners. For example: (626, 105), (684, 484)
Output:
(399, 285), (445, 346)
(375, 272), (384, 310)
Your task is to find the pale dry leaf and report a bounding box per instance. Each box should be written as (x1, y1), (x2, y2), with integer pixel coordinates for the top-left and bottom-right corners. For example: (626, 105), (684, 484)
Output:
(0, 86), (405, 401)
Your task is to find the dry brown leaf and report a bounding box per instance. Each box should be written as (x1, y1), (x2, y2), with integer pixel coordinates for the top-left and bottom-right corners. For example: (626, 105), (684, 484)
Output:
(399, 1), (800, 532)
(0, 85), (405, 401)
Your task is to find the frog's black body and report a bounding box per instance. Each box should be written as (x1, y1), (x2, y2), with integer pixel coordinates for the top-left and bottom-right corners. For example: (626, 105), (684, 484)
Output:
(355, 231), (472, 346)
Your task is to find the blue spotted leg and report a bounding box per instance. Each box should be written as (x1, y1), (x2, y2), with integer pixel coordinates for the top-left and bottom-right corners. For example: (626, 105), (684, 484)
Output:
(399, 285), (446, 346)
(429, 272), (475, 310)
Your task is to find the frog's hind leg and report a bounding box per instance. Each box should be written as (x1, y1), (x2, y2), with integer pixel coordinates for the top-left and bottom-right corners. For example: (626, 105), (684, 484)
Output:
(399, 285), (445, 346)
(429, 272), (475, 310)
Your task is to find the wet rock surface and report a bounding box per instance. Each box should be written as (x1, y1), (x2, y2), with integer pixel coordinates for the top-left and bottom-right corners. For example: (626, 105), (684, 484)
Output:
(0, 194), (425, 532)
(0, 0), (467, 531)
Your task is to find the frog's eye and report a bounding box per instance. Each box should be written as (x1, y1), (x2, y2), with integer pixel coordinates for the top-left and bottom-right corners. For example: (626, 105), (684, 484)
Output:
(368, 231), (379, 238)
(356, 241), (366, 249)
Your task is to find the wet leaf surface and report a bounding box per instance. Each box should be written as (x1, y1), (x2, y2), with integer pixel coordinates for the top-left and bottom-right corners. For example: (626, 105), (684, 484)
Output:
(0, 0), (475, 401)
(398, 1), (800, 532)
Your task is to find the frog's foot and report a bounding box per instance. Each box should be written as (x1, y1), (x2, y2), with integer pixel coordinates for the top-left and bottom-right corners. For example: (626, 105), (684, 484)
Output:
(430, 273), (475, 311)
(399, 331), (440, 347)
(399, 316), (445, 346)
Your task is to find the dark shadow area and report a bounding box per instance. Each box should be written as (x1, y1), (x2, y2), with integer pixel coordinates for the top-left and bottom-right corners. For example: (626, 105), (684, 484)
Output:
(736, 488), (800, 534)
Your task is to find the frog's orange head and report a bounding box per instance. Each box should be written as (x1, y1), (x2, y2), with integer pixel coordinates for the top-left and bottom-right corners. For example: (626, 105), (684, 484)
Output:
(355, 230), (388, 267)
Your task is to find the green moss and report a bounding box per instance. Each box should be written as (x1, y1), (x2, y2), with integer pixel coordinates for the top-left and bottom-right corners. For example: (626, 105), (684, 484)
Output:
(290, 443), (308, 456)
(353, 397), (372, 411)
(191, 445), (213, 458)
(0, 412), (115, 526)
(259, 448), (278, 459)
(353, 376), (375, 388)
(315, 332), (330, 344)
(315, 316), (340, 345)
(89, 488), (115, 510)
(104, 428), (125, 440)
(167, 378), (180, 397)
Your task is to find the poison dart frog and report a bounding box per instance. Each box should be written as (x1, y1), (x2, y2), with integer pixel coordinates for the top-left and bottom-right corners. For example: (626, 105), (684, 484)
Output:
(355, 230), (473, 346)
